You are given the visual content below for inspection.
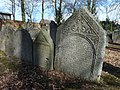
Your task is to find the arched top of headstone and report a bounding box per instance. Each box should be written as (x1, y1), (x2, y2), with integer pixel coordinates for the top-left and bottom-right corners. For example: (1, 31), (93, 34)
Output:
(34, 30), (49, 44)
(15, 29), (33, 42)
(34, 30), (53, 45)
(13, 29), (33, 62)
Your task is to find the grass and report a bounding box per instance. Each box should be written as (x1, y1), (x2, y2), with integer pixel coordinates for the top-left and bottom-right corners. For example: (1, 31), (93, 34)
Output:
(0, 51), (20, 75)
(0, 49), (120, 90)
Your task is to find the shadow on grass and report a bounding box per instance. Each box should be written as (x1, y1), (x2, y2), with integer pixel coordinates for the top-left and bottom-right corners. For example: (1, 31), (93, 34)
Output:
(103, 62), (120, 79)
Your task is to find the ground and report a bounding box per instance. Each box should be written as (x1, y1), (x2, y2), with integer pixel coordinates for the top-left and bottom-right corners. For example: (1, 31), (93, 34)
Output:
(0, 48), (120, 90)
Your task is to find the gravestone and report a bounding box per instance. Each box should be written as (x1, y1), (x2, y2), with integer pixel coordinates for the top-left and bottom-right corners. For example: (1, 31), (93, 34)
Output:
(13, 29), (33, 63)
(50, 21), (57, 44)
(33, 29), (54, 70)
(112, 30), (120, 44)
(27, 23), (41, 41)
(0, 25), (15, 56)
(29, 28), (40, 41)
(55, 8), (106, 81)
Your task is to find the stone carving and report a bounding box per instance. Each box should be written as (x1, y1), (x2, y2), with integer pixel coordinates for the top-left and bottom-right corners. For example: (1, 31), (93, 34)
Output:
(0, 25), (15, 56)
(33, 28), (54, 70)
(13, 29), (33, 63)
(55, 8), (106, 81)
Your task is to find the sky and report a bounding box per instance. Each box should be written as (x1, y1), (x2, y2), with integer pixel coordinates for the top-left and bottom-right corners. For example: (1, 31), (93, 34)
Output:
(0, 0), (119, 22)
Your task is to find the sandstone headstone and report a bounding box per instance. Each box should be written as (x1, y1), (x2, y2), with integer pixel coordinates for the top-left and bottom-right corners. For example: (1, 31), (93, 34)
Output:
(13, 29), (33, 62)
(33, 29), (54, 70)
(0, 25), (15, 56)
(55, 8), (106, 81)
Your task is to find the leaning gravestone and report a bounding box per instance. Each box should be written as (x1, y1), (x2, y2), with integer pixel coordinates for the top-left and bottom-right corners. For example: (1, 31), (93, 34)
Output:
(13, 29), (33, 63)
(33, 29), (54, 70)
(0, 25), (15, 56)
(55, 8), (106, 81)
(50, 20), (57, 44)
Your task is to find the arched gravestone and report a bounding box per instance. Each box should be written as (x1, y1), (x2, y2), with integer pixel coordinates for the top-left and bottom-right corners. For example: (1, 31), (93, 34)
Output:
(33, 29), (54, 70)
(0, 25), (15, 56)
(55, 8), (106, 81)
(13, 29), (33, 63)
(29, 29), (40, 41)
(50, 21), (57, 44)
(28, 24), (41, 41)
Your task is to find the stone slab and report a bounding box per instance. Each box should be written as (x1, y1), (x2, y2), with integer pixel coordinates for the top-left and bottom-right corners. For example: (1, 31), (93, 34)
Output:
(55, 8), (106, 81)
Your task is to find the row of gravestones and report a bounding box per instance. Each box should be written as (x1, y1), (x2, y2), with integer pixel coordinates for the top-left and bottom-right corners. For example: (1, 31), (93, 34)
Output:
(0, 21), (57, 63)
(0, 8), (106, 82)
(106, 30), (120, 45)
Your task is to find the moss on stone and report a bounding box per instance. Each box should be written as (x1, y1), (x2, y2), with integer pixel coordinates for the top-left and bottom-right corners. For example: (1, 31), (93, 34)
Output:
(0, 56), (20, 75)
(0, 50), (6, 57)
(101, 72), (120, 87)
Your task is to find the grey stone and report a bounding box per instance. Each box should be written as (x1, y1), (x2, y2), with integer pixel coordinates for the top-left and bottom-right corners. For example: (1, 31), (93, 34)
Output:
(13, 29), (33, 62)
(112, 30), (120, 44)
(29, 28), (40, 41)
(55, 8), (106, 81)
(0, 25), (15, 56)
(50, 21), (57, 44)
(33, 29), (54, 70)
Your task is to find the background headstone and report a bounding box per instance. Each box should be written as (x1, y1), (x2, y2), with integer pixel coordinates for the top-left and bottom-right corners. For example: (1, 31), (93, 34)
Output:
(33, 29), (54, 70)
(0, 25), (15, 56)
(29, 28), (40, 41)
(55, 8), (106, 81)
(50, 20), (57, 44)
(13, 29), (33, 63)
(112, 30), (120, 44)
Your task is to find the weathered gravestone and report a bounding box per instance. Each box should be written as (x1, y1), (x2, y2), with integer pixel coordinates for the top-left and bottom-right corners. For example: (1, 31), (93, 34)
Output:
(50, 20), (57, 44)
(27, 24), (41, 41)
(33, 29), (54, 70)
(112, 30), (120, 44)
(55, 8), (106, 81)
(0, 25), (15, 56)
(29, 28), (40, 41)
(13, 29), (33, 63)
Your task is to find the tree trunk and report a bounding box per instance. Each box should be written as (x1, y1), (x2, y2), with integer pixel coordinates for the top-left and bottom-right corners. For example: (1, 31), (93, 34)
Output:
(87, 0), (91, 12)
(21, 0), (25, 22)
(91, 0), (96, 14)
(73, 0), (77, 13)
(54, 0), (57, 22)
(12, 0), (15, 20)
(42, 0), (44, 20)
(54, 0), (57, 17)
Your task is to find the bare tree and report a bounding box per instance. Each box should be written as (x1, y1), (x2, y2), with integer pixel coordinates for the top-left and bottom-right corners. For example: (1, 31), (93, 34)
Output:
(109, 0), (120, 20)
(24, 0), (40, 22)
(11, 0), (15, 20)
(42, 0), (44, 20)
(52, 0), (63, 25)
(21, 0), (25, 22)
(5, 0), (16, 20)
(55, 0), (62, 25)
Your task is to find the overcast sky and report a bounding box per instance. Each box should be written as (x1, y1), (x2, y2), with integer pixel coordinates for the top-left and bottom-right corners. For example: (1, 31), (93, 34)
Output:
(0, 0), (119, 22)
